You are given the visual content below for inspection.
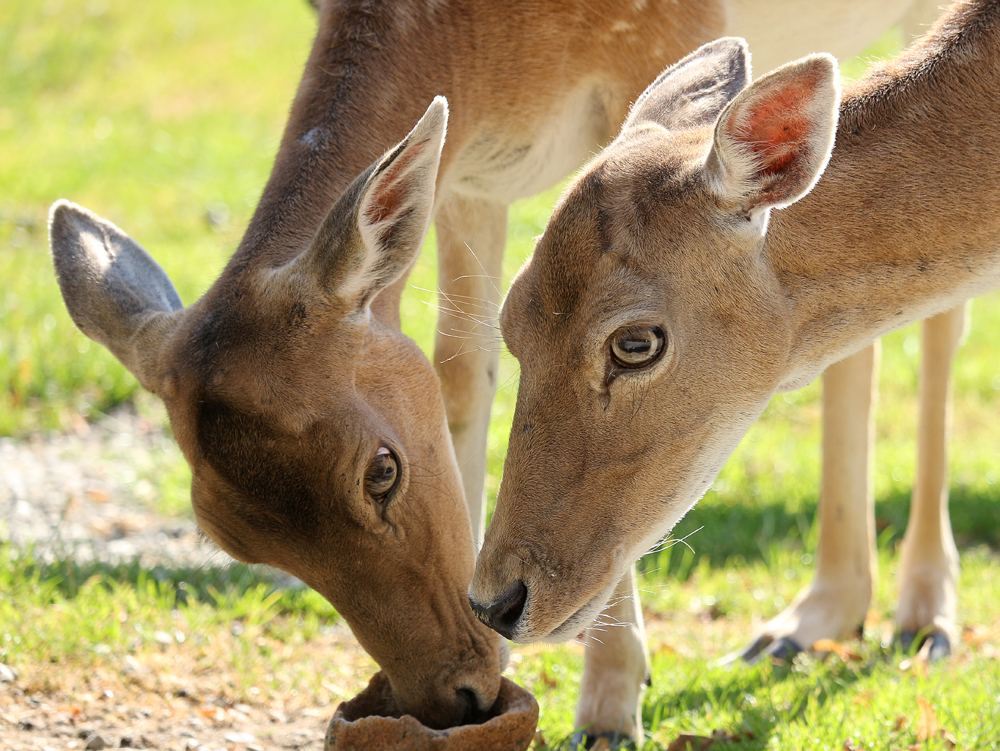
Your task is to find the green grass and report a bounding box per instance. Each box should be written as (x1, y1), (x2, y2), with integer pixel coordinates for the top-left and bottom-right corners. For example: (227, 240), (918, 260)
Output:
(2, 1), (999, 748)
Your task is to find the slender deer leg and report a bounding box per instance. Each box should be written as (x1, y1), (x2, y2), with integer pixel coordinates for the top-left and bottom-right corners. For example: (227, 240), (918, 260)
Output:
(433, 193), (507, 548)
(736, 343), (879, 663)
(896, 304), (966, 660)
(572, 564), (650, 747)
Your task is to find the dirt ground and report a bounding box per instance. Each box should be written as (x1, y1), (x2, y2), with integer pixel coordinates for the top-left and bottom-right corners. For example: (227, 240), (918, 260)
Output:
(0, 410), (372, 751)
(1, 688), (333, 751)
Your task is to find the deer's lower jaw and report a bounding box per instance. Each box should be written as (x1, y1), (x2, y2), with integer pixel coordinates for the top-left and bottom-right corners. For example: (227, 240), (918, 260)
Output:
(513, 575), (619, 644)
(540, 589), (613, 644)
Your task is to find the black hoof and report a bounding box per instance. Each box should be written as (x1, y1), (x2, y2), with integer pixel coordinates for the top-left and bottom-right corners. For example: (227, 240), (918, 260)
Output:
(719, 634), (772, 666)
(568, 729), (634, 750)
(927, 631), (952, 661)
(898, 630), (951, 662)
(764, 636), (803, 662)
(898, 629), (918, 655)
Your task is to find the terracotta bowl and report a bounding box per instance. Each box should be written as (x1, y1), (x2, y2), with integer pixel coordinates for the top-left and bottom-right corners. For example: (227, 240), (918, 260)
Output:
(324, 672), (538, 751)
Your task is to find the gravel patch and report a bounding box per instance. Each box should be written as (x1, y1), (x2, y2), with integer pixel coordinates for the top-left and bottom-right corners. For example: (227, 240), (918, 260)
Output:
(1, 408), (221, 569)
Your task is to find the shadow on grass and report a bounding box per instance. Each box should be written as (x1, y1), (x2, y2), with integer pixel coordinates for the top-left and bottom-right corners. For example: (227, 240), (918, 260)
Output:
(2, 544), (335, 619)
(640, 482), (1000, 581)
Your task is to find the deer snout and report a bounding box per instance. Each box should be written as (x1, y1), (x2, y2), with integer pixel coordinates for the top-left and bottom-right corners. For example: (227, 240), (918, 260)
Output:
(469, 581), (528, 640)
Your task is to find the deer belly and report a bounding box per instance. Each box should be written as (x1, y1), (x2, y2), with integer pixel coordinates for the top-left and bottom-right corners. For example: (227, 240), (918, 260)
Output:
(447, 83), (614, 205)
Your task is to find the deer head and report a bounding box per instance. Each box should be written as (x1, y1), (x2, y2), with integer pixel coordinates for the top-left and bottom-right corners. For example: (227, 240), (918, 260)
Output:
(470, 40), (841, 642)
(50, 99), (503, 727)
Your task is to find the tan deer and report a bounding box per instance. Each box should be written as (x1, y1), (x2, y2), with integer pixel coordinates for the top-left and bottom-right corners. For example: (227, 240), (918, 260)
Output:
(472, 0), (996, 690)
(50, 0), (947, 743)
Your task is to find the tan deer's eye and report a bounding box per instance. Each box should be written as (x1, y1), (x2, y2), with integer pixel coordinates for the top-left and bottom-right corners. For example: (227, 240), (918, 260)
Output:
(610, 327), (665, 369)
(366, 447), (399, 500)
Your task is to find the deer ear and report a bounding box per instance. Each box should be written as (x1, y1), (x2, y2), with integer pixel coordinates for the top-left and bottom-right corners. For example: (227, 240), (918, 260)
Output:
(49, 201), (184, 395)
(296, 96), (448, 308)
(623, 37), (750, 134)
(705, 54), (840, 216)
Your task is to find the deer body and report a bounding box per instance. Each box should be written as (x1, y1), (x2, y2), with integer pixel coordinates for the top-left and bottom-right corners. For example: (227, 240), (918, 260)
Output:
(473, 0), (995, 660)
(50, 0), (949, 742)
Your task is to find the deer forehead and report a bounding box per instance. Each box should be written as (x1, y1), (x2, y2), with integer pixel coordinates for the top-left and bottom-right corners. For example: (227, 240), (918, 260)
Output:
(501, 153), (733, 351)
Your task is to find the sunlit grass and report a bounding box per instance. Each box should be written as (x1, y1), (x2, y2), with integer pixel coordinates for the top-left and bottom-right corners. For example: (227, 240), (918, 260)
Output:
(3, 1), (1000, 748)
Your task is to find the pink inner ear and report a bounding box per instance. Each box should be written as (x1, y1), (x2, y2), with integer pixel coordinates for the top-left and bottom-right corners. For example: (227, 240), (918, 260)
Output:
(363, 141), (426, 226)
(729, 81), (815, 176)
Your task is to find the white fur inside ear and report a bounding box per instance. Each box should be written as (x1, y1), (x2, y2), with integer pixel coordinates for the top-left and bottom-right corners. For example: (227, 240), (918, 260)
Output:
(349, 97), (448, 304)
(705, 54), (840, 215)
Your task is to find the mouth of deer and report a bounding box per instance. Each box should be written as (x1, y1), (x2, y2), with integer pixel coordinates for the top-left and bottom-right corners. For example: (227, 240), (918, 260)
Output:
(540, 587), (610, 643)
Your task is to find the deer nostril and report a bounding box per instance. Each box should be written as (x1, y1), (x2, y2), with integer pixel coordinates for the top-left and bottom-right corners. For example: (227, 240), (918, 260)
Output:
(469, 581), (528, 640)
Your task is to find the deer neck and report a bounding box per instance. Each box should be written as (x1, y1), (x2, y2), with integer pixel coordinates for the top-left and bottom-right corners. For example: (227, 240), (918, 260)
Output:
(232, 1), (459, 272)
(769, 0), (1000, 390)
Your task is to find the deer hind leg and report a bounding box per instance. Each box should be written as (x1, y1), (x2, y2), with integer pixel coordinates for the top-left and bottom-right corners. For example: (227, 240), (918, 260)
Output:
(733, 344), (879, 663)
(896, 304), (966, 660)
(433, 193), (507, 548)
(571, 564), (650, 748)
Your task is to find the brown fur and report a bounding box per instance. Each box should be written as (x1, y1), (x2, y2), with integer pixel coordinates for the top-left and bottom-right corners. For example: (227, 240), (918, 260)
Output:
(49, 0), (950, 737)
(475, 0), (1000, 641)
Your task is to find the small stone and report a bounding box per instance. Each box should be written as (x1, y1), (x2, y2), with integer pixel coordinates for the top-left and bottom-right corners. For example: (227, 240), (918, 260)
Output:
(85, 734), (109, 750)
(223, 732), (257, 744)
(153, 631), (172, 645)
(0, 663), (16, 682)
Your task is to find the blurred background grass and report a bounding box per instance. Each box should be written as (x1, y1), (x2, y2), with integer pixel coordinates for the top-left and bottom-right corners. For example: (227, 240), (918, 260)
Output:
(2, 1), (999, 747)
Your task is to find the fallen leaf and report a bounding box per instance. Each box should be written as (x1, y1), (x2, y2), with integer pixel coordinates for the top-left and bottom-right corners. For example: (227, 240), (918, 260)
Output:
(843, 738), (862, 751)
(666, 735), (715, 751)
(962, 624), (993, 648)
(940, 729), (958, 750)
(539, 670), (557, 689)
(85, 488), (110, 504)
(853, 691), (874, 707)
(196, 705), (225, 722)
(812, 639), (862, 662)
(894, 715), (908, 732)
(531, 729), (547, 750)
(916, 696), (939, 742)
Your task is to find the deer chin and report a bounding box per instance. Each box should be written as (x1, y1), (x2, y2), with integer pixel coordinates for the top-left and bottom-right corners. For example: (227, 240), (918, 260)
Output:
(540, 581), (620, 644)
(504, 559), (623, 645)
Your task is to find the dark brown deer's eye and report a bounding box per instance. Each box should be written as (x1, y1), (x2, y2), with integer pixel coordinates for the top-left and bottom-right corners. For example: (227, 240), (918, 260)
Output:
(366, 447), (399, 500)
(610, 327), (666, 369)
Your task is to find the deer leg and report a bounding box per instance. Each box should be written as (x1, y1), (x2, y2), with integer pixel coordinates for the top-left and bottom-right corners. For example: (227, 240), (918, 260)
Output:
(896, 304), (966, 660)
(433, 193), (507, 549)
(733, 344), (879, 663)
(572, 564), (650, 748)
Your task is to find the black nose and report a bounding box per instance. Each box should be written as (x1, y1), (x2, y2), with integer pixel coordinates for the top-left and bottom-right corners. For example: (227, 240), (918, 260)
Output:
(469, 581), (528, 640)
